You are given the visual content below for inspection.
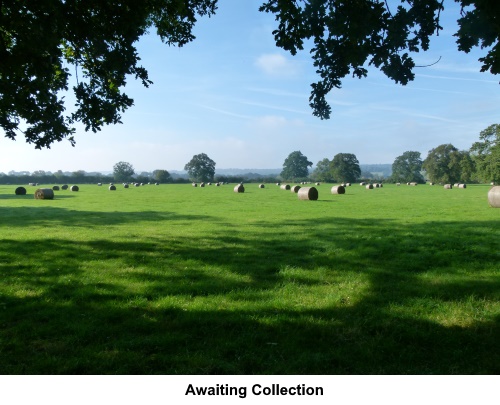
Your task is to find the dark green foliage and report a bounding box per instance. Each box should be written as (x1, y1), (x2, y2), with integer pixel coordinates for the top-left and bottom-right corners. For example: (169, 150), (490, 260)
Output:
(0, 0), (217, 148)
(312, 158), (334, 182)
(260, 0), (500, 119)
(423, 144), (464, 184)
(330, 153), (361, 183)
(391, 151), (425, 184)
(184, 153), (216, 182)
(280, 151), (312, 181)
(470, 124), (500, 183)
(113, 161), (135, 182)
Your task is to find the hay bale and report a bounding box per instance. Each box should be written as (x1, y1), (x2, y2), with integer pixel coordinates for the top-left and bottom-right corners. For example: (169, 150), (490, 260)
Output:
(298, 187), (318, 200)
(200, 182), (205, 187)
(458, 184), (467, 189)
(366, 184), (374, 189)
(409, 182), (417, 186)
(259, 184), (265, 188)
(61, 184), (68, 190)
(291, 185), (301, 193)
(234, 184), (244, 193)
(109, 185), (116, 191)
(374, 183), (380, 188)
(429, 182), (434, 185)
(34, 188), (54, 200)
(315, 182), (320, 185)
(124, 184), (129, 188)
(444, 184), (452, 189)
(70, 185), (79, 192)
(488, 186), (500, 208)
(192, 183), (197, 187)
(280, 184), (291, 190)
(346, 183), (351, 186)
(360, 182), (366, 186)
(331, 185), (346, 194)
(216, 182), (220, 186)
(15, 186), (27, 195)
(276, 182), (281, 186)
(97, 183), (102, 186)
(396, 183), (401, 186)
(454, 183), (460, 187)
(52, 185), (60, 191)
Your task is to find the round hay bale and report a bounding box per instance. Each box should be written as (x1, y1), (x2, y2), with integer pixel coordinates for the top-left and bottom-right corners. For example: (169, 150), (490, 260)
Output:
(200, 182), (205, 187)
(429, 182), (434, 186)
(124, 184), (129, 188)
(234, 184), (244, 193)
(34, 188), (54, 200)
(488, 186), (500, 208)
(276, 182), (281, 186)
(488, 186), (500, 207)
(61, 184), (68, 190)
(331, 185), (346, 194)
(315, 182), (320, 185)
(454, 183), (460, 187)
(366, 184), (374, 189)
(109, 185), (116, 191)
(280, 184), (291, 190)
(297, 187), (318, 200)
(444, 184), (452, 189)
(396, 183), (401, 186)
(409, 182), (417, 186)
(70, 185), (79, 192)
(346, 183), (351, 186)
(192, 183), (197, 187)
(52, 185), (60, 191)
(374, 183), (380, 188)
(97, 183), (102, 186)
(15, 186), (27, 195)
(458, 184), (467, 189)
(360, 182), (366, 186)
(216, 182), (220, 186)
(155, 182), (159, 186)
(259, 184), (265, 188)
(291, 185), (301, 193)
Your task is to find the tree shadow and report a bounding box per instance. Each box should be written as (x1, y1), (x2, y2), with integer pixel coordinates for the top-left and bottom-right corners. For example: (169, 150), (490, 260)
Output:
(0, 216), (498, 374)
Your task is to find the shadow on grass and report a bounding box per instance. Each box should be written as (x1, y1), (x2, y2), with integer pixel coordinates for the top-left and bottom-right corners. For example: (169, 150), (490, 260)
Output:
(0, 216), (498, 374)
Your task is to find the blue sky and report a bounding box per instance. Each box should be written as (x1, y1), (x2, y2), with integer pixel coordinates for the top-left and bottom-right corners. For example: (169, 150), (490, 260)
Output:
(1, 0), (499, 174)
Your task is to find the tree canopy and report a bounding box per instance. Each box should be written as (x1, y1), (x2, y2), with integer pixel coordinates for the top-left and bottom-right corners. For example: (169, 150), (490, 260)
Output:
(113, 161), (135, 182)
(391, 151), (425, 183)
(281, 151), (312, 181)
(184, 153), (216, 182)
(470, 124), (500, 183)
(1, 1), (499, 148)
(422, 144), (466, 183)
(330, 153), (361, 183)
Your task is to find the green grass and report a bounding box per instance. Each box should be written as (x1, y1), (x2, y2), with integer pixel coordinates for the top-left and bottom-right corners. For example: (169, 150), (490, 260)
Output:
(0, 182), (498, 374)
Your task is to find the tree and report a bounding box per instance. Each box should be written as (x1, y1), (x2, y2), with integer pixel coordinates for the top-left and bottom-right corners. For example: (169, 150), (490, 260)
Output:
(330, 153), (361, 183)
(184, 153), (215, 182)
(280, 151), (312, 181)
(113, 161), (135, 182)
(391, 151), (425, 184)
(153, 169), (171, 183)
(311, 158), (334, 182)
(260, 0), (500, 119)
(422, 144), (463, 184)
(470, 124), (500, 183)
(0, 0), (217, 148)
(2, 2), (499, 148)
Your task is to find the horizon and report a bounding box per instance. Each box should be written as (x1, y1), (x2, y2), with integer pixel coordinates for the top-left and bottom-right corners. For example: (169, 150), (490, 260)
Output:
(1, 1), (498, 173)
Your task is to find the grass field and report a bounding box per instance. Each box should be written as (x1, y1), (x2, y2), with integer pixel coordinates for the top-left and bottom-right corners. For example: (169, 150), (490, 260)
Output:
(0, 182), (499, 374)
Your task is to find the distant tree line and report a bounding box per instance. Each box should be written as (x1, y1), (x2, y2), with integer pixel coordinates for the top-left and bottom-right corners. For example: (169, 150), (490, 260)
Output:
(2, 125), (497, 186)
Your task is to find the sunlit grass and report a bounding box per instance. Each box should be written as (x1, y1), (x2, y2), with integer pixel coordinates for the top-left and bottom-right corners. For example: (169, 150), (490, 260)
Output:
(0, 182), (498, 374)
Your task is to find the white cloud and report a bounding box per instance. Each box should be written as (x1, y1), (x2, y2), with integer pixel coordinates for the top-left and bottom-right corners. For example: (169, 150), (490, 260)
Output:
(254, 53), (300, 77)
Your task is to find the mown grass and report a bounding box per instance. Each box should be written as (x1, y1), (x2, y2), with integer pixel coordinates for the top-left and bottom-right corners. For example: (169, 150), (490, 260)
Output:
(0, 182), (498, 374)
